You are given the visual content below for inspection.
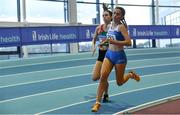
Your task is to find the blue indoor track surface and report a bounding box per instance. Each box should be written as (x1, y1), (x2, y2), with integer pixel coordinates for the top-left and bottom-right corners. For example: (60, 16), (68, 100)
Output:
(0, 47), (180, 114)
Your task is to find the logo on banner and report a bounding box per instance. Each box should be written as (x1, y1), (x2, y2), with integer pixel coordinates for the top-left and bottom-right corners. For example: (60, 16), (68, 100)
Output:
(133, 28), (137, 37)
(32, 31), (37, 41)
(176, 28), (179, 36)
(86, 29), (90, 38)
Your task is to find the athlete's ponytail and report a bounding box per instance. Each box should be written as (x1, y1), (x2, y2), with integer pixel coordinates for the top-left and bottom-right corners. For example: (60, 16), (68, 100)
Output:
(102, 3), (113, 17)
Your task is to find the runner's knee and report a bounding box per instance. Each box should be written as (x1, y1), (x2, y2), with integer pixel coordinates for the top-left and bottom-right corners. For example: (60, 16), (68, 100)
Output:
(92, 73), (100, 81)
(92, 76), (100, 81)
(100, 75), (108, 83)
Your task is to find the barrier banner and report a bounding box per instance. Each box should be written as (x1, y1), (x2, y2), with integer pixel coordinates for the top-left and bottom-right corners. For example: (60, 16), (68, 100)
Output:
(0, 25), (180, 47)
(21, 26), (79, 45)
(170, 25), (180, 38)
(0, 27), (21, 47)
(128, 25), (171, 39)
(78, 25), (96, 42)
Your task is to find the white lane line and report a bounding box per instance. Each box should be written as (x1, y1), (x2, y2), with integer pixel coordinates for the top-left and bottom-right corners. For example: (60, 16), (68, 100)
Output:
(1, 56), (180, 78)
(0, 73), (92, 89)
(0, 70), (180, 104)
(0, 50), (179, 69)
(114, 94), (180, 115)
(0, 64), (93, 78)
(35, 81), (180, 115)
(0, 57), (94, 69)
(1, 62), (180, 89)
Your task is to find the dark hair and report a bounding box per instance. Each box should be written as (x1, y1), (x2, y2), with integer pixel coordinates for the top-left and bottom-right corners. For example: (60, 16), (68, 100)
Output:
(102, 3), (112, 17)
(115, 7), (127, 29)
